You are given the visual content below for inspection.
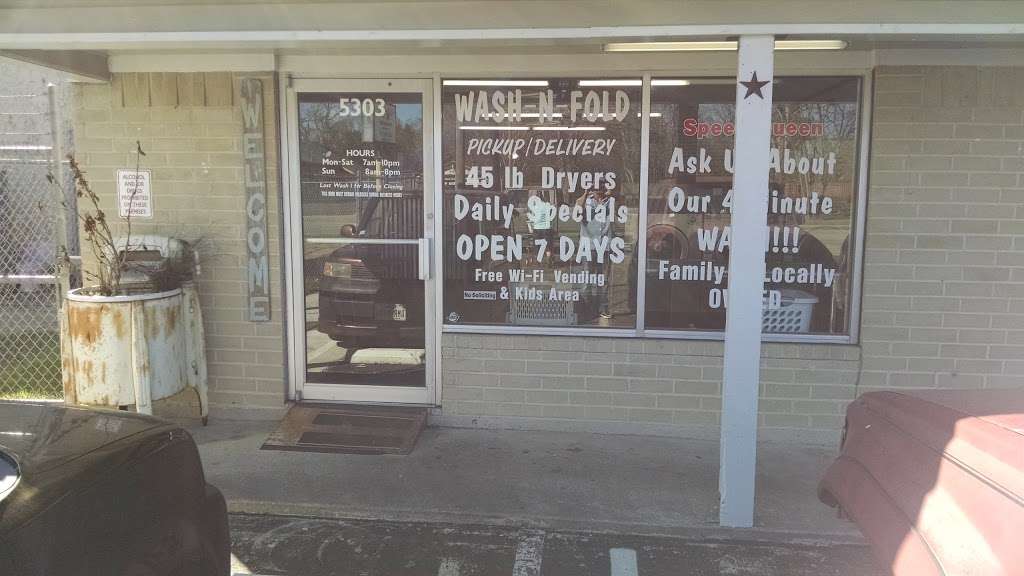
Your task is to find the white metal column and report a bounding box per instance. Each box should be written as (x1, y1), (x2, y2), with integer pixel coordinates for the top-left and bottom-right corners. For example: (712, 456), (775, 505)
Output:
(719, 35), (774, 528)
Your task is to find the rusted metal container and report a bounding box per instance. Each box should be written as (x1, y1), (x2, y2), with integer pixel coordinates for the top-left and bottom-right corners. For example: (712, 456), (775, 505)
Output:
(60, 284), (209, 422)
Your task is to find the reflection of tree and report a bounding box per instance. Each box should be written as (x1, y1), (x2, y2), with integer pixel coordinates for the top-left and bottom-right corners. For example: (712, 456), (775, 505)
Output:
(299, 101), (424, 177)
(776, 101), (858, 218)
(692, 101), (858, 217)
(394, 120), (422, 172)
(299, 104), (361, 168)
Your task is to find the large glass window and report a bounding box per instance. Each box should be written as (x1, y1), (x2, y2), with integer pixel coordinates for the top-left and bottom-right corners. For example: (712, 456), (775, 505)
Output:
(441, 79), (642, 329)
(645, 77), (861, 337)
(439, 76), (864, 340)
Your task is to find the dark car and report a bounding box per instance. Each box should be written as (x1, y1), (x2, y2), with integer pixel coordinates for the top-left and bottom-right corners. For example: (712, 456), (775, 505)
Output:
(0, 402), (230, 576)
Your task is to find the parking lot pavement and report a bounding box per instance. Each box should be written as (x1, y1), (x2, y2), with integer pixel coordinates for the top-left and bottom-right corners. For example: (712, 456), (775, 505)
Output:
(229, 513), (883, 576)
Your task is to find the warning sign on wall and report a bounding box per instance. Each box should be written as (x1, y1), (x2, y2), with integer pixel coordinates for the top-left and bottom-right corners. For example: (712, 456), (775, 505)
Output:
(116, 168), (153, 219)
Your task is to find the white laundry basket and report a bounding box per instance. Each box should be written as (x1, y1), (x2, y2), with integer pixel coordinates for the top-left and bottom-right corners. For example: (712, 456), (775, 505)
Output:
(506, 282), (578, 326)
(762, 289), (818, 333)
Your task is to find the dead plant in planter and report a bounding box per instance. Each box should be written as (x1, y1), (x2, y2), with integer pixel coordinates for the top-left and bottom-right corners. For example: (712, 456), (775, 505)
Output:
(51, 142), (198, 296)
(49, 142), (148, 296)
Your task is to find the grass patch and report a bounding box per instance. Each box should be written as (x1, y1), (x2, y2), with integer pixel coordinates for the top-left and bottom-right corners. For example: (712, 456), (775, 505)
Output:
(0, 332), (63, 400)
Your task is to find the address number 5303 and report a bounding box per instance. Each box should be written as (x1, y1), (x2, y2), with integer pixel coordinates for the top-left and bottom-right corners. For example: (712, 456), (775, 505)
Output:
(338, 97), (387, 117)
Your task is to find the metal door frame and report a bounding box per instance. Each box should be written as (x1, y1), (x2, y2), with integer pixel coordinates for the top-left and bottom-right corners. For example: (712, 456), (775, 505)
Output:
(282, 77), (437, 405)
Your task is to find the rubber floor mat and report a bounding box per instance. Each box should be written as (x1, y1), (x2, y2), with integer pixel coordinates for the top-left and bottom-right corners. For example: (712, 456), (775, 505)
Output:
(261, 404), (427, 455)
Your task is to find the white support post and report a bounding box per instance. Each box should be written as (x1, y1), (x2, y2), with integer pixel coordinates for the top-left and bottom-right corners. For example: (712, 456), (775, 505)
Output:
(719, 34), (774, 528)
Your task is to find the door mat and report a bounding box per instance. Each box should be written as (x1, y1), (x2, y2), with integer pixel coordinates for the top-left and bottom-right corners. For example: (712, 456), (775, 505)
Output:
(261, 404), (427, 455)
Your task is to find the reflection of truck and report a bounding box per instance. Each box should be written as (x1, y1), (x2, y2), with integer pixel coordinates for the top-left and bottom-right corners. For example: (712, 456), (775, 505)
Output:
(317, 193), (424, 350)
(319, 185), (575, 347)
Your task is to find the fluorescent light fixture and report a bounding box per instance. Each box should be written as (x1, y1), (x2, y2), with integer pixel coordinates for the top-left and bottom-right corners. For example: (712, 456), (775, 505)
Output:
(443, 80), (549, 87)
(578, 79), (642, 86)
(605, 41), (737, 52)
(458, 125), (530, 131)
(484, 112), (563, 118)
(651, 79), (691, 86)
(604, 40), (846, 52)
(586, 112), (662, 118)
(0, 145), (51, 151)
(532, 126), (606, 131)
(776, 40), (848, 50)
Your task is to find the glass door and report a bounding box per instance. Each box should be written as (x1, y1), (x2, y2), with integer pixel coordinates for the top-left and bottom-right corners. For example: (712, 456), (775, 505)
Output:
(287, 79), (434, 404)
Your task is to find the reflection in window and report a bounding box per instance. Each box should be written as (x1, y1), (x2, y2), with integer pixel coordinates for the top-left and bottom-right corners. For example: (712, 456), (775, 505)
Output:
(441, 79), (642, 329)
(645, 77), (861, 335)
(298, 92), (427, 386)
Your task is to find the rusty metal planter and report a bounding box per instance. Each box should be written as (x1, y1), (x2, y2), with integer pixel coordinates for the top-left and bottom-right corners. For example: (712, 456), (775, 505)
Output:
(60, 283), (208, 422)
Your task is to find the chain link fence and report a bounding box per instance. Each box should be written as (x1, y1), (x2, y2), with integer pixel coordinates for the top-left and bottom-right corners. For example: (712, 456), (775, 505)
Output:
(0, 71), (76, 400)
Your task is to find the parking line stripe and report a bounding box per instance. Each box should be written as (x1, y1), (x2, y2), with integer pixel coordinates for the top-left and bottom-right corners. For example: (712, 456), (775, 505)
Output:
(438, 557), (462, 576)
(610, 547), (639, 576)
(512, 530), (545, 576)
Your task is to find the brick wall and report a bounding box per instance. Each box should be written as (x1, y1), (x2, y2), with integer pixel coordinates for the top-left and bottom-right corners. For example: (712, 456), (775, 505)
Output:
(72, 72), (286, 414)
(860, 65), (1024, 392)
(439, 334), (860, 443)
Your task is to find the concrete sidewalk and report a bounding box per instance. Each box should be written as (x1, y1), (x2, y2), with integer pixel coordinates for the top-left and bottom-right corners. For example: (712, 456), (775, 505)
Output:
(190, 419), (861, 542)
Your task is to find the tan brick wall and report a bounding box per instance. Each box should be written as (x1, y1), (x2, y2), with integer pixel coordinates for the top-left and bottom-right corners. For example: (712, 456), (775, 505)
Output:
(440, 334), (860, 442)
(863, 66), (1024, 393)
(72, 72), (286, 413)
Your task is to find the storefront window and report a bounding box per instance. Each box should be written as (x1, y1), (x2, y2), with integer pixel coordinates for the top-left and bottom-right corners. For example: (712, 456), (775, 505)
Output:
(441, 79), (642, 329)
(645, 77), (861, 336)
(439, 76), (864, 339)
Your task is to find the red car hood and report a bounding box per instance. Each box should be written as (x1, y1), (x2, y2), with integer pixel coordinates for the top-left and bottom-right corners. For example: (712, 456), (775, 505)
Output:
(820, 389), (1024, 576)
(901, 389), (1024, 435)
(859, 389), (1024, 502)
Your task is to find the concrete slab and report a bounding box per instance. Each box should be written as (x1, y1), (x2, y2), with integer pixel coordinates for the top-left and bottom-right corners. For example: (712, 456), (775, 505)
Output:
(191, 420), (861, 543)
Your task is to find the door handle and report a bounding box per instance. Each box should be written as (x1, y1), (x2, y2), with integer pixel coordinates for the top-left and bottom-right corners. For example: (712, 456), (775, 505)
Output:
(417, 238), (430, 281)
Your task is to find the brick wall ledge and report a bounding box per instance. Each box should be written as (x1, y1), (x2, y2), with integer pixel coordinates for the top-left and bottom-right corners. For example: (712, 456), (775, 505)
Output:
(431, 413), (842, 447)
(443, 333), (862, 362)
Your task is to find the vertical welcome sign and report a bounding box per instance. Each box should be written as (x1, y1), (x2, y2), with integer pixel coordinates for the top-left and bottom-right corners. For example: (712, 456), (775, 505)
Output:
(241, 78), (271, 322)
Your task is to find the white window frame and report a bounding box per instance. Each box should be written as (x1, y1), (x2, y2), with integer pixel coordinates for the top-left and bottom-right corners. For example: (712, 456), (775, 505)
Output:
(438, 72), (872, 344)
